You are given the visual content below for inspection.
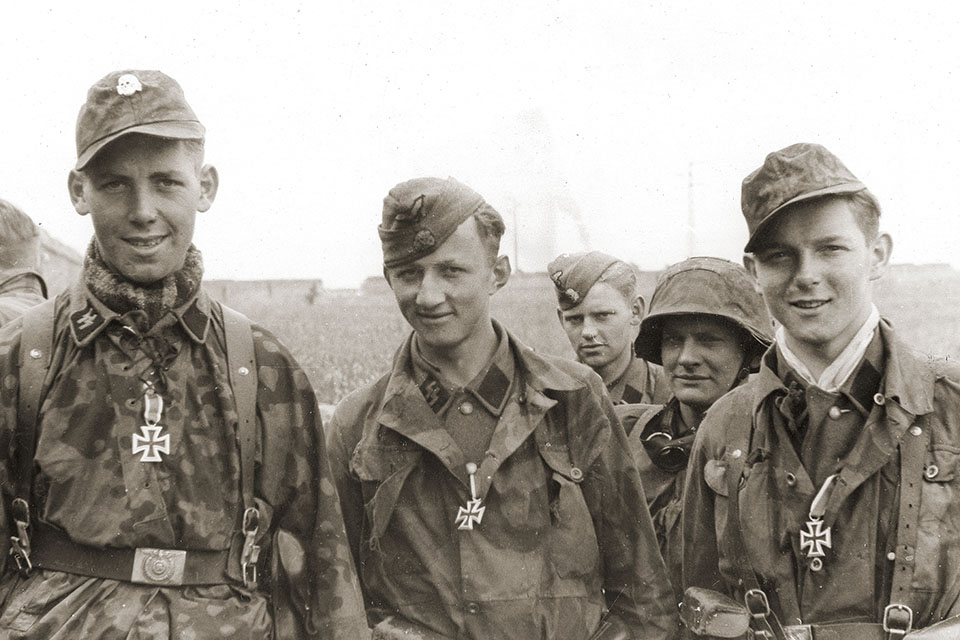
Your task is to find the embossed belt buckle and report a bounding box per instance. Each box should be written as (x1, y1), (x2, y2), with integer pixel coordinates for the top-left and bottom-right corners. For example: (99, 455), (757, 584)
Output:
(131, 548), (187, 585)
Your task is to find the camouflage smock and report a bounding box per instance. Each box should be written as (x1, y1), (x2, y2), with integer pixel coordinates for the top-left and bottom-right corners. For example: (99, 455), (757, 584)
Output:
(618, 399), (690, 606)
(0, 281), (367, 639)
(0, 269), (46, 328)
(327, 322), (679, 640)
(682, 321), (960, 632)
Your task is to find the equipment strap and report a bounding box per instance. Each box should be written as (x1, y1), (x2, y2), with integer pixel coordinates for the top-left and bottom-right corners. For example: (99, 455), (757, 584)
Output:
(221, 303), (257, 515)
(16, 299), (56, 503)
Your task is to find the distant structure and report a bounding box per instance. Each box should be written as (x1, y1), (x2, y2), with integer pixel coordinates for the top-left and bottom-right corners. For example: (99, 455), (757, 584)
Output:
(486, 109), (590, 272)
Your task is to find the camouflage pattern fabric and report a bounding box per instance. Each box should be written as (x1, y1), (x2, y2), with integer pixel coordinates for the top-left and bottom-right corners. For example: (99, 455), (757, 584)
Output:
(327, 321), (679, 640)
(0, 270), (45, 329)
(683, 321), (960, 629)
(617, 399), (687, 606)
(0, 281), (367, 639)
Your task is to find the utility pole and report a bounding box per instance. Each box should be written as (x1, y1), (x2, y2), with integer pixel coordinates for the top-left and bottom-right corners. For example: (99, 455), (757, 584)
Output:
(687, 162), (695, 258)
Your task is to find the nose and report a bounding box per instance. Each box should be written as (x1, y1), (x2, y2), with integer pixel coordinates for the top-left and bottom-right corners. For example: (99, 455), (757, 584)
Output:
(581, 317), (599, 341)
(415, 270), (445, 308)
(677, 338), (701, 368)
(793, 251), (821, 288)
(127, 186), (159, 225)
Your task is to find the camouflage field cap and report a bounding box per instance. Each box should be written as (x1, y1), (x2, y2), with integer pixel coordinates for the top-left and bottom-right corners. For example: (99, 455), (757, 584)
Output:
(742, 143), (866, 253)
(379, 177), (500, 268)
(75, 70), (205, 170)
(547, 251), (622, 310)
(635, 257), (771, 366)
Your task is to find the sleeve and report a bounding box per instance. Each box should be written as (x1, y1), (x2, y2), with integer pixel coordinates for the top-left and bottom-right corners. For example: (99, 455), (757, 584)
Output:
(251, 326), (368, 639)
(579, 380), (680, 640)
(0, 321), (23, 572)
(324, 391), (377, 619)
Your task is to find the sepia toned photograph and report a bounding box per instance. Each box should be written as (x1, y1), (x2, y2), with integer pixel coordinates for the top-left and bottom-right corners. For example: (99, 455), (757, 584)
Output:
(2, 2), (960, 638)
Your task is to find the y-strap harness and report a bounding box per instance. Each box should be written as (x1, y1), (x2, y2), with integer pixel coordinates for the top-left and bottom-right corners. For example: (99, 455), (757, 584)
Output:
(12, 298), (262, 589)
(724, 403), (922, 640)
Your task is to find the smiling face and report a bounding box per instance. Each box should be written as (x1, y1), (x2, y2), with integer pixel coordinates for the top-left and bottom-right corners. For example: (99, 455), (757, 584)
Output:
(745, 197), (891, 368)
(68, 133), (218, 284)
(660, 315), (746, 412)
(385, 216), (510, 361)
(558, 281), (641, 382)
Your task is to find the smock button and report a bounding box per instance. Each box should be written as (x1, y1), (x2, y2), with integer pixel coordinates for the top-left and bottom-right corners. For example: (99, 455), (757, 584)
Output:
(459, 401), (474, 415)
(466, 602), (480, 614)
(828, 406), (843, 420)
(785, 472), (798, 487)
(887, 551), (897, 561)
(925, 465), (940, 480)
(731, 449), (742, 459)
(29, 348), (42, 359)
(873, 393), (885, 406)
(910, 426), (923, 437)
(569, 467), (584, 482)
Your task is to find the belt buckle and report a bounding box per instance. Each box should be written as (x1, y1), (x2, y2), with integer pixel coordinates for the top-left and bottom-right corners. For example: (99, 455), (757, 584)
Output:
(131, 548), (187, 585)
(883, 603), (913, 636)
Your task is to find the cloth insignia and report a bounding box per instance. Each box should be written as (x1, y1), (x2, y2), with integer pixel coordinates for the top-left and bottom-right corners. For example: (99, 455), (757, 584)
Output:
(71, 303), (105, 342)
(419, 376), (450, 413)
(550, 270), (564, 289)
(116, 74), (143, 96)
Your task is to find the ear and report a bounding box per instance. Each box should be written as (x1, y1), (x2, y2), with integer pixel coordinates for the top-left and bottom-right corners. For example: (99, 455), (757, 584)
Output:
(868, 232), (893, 281)
(490, 255), (511, 294)
(196, 164), (219, 213)
(630, 295), (645, 325)
(742, 254), (763, 294)
(68, 170), (91, 216)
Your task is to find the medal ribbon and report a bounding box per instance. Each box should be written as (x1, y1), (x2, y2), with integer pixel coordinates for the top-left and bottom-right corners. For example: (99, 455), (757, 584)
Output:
(144, 388), (163, 426)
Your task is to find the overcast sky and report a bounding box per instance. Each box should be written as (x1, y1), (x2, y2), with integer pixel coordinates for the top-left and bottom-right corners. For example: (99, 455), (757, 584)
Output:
(4, 2), (960, 287)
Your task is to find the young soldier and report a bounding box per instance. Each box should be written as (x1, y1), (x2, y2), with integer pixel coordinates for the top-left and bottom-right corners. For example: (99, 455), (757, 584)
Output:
(548, 251), (670, 404)
(682, 143), (960, 638)
(0, 70), (366, 638)
(0, 199), (46, 327)
(327, 177), (678, 640)
(620, 257), (770, 603)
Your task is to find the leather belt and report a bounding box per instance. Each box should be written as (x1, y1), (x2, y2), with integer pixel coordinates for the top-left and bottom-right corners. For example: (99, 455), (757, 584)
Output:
(782, 623), (887, 640)
(29, 523), (231, 586)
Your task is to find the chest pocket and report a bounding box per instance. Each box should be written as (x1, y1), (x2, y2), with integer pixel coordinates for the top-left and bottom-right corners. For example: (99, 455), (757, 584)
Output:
(538, 447), (600, 581)
(351, 442), (423, 542)
(914, 444), (960, 593)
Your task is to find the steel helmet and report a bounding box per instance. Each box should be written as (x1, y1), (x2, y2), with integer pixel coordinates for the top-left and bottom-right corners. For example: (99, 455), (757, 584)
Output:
(634, 257), (772, 366)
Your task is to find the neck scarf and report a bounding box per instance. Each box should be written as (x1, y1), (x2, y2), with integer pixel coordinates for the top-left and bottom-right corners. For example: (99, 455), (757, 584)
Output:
(83, 240), (204, 330)
(776, 304), (880, 393)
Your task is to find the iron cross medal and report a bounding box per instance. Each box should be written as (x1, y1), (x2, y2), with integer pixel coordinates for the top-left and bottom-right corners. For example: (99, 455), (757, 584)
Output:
(133, 387), (170, 462)
(455, 462), (485, 531)
(799, 473), (839, 572)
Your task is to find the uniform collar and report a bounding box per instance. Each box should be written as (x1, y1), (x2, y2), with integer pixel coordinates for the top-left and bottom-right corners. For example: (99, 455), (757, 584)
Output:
(411, 322), (515, 416)
(754, 319), (934, 418)
(68, 278), (212, 347)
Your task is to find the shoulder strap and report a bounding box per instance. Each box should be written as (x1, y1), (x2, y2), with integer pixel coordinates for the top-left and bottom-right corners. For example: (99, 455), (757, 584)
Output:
(220, 303), (257, 514)
(16, 298), (57, 501)
(890, 418), (926, 608)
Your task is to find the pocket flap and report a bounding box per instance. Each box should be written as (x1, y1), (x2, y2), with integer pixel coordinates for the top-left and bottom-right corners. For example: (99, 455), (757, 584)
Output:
(539, 448), (585, 483)
(923, 446), (959, 483)
(703, 459), (729, 497)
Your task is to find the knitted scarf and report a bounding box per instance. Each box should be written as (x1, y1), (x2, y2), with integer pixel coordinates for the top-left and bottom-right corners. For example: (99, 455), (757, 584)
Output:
(83, 240), (204, 329)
